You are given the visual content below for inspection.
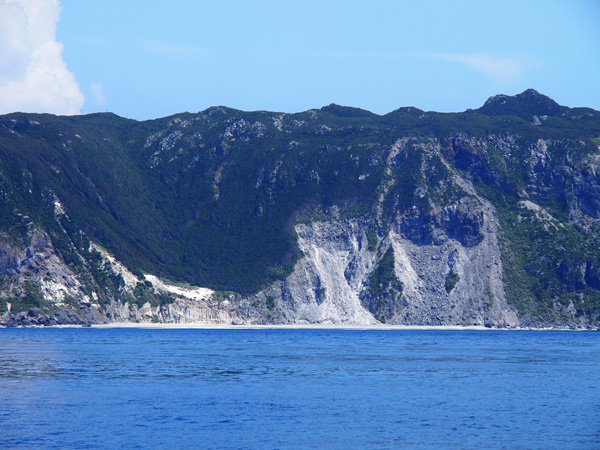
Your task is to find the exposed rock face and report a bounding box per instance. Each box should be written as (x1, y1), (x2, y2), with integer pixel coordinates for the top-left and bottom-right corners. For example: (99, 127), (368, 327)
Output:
(0, 230), (89, 314)
(386, 198), (517, 327)
(101, 296), (238, 325)
(253, 220), (380, 325)
(399, 197), (485, 247)
(246, 194), (518, 327)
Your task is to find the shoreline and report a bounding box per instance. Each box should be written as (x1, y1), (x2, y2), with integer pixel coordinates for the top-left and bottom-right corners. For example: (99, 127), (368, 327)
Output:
(2, 322), (594, 331)
(92, 323), (494, 331)
(91, 324), (598, 331)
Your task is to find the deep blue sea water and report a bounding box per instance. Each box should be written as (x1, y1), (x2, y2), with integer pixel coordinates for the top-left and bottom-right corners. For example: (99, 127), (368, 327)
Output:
(0, 328), (599, 450)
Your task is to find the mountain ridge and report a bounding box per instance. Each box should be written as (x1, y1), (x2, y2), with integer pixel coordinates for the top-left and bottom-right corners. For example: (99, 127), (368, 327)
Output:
(8, 88), (598, 122)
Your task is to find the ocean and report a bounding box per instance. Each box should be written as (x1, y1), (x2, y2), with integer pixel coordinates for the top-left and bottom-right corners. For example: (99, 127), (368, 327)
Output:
(1, 327), (598, 449)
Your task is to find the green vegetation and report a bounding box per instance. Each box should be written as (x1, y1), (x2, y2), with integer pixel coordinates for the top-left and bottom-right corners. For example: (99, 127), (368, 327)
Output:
(445, 270), (460, 293)
(477, 185), (600, 318)
(265, 295), (275, 310)
(364, 247), (404, 322)
(130, 282), (174, 308)
(211, 291), (238, 301)
(2, 281), (46, 314)
(366, 229), (378, 252)
(368, 248), (402, 298)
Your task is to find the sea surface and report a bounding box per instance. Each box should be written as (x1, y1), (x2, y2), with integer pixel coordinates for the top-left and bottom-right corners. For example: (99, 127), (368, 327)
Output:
(0, 328), (598, 450)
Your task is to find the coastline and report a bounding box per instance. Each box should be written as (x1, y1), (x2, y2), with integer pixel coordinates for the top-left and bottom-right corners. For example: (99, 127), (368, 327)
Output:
(35, 322), (596, 331)
(2, 319), (596, 331)
(91, 323), (492, 331)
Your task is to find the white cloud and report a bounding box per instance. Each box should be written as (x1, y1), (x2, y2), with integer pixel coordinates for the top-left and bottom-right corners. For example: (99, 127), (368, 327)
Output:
(90, 82), (106, 108)
(0, 0), (84, 115)
(429, 53), (525, 84)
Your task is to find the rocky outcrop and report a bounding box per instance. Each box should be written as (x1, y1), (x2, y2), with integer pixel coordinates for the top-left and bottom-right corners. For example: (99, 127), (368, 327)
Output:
(101, 296), (238, 325)
(399, 197), (485, 247)
(385, 197), (517, 327)
(245, 193), (518, 327)
(0, 230), (89, 316)
(249, 220), (379, 325)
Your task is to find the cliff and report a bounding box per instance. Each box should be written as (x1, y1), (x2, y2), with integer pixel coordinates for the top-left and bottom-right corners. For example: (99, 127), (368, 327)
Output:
(1, 90), (600, 328)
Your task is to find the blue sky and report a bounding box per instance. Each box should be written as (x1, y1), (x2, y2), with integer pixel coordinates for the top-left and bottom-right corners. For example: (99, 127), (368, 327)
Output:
(1, 0), (599, 119)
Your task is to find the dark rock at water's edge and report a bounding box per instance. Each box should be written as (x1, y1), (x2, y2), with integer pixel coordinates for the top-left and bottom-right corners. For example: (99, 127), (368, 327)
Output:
(1, 90), (600, 328)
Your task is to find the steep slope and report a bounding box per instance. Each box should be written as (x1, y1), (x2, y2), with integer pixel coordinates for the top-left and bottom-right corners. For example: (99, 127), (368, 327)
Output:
(1, 90), (600, 327)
